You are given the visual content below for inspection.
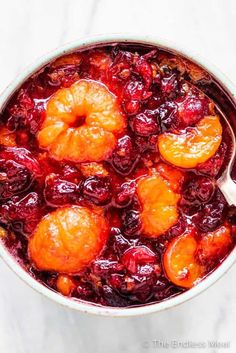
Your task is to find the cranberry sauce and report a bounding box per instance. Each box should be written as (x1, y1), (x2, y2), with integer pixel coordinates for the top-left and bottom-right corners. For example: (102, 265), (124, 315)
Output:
(0, 43), (236, 308)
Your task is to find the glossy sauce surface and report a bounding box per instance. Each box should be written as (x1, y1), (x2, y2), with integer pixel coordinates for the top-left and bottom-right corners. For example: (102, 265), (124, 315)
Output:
(0, 43), (236, 307)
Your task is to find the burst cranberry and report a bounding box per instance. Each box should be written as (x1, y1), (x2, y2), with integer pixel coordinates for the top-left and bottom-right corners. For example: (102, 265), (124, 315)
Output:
(178, 93), (209, 127)
(0, 192), (42, 234)
(92, 259), (124, 277)
(46, 65), (80, 87)
(182, 176), (215, 204)
(161, 74), (179, 96)
(197, 143), (227, 177)
(114, 180), (136, 207)
(159, 101), (179, 130)
(134, 57), (153, 90)
(122, 210), (142, 236)
(44, 174), (78, 206)
(8, 90), (43, 133)
(130, 111), (159, 136)
(0, 147), (41, 177)
(121, 246), (157, 275)
(111, 136), (139, 175)
(194, 201), (225, 232)
(81, 176), (112, 205)
(0, 160), (30, 199)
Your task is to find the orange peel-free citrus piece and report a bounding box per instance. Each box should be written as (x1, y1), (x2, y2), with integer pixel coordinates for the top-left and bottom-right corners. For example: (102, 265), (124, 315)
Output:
(56, 275), (76, 296)
(38, 79), (125, 162)
(163, 229), (204, 288)
(28, 206), (109, 274)
(158, 115), (222, 168)
(137, 164), (183, 238)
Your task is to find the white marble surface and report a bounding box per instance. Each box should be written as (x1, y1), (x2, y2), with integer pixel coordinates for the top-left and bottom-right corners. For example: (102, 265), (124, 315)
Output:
(0, 0), (236, 352)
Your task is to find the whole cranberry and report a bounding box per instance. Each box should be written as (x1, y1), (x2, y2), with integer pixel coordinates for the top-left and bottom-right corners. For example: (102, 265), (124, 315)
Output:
(111, 135), (139, 175)
(114, 180), (136, 207)
(44, 174), (78, 206)
(121, 246), (157, 274)
(122, 210), (141, 236)
(130, 111), (159, 136)
(182, 176), (215, 204)
(178, 93), (209, 127)
(81, 176), (112, 205)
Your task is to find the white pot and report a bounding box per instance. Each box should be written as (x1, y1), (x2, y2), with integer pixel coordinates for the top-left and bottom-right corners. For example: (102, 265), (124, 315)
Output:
(0, 34), (236, 317)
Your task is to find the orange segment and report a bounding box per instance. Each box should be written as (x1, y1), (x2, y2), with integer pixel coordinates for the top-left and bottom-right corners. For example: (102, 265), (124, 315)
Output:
(28, 206), (109, 274)
(163, 229), (204, 288)
(137, 164), (182, 237)
(158, 115), (222, 168)
(56, 275), (76, 296)
(197, 224), (232, 264)
(38, 80), (125, 162)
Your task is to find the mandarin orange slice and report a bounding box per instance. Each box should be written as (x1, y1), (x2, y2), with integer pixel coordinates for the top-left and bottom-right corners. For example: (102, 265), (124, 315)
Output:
(137, 164), (183, 237)
(37, 80), (125, 162)
(28, 206), (109, 273)
(163, 229), (204, 288)
(158, 115), (222, 168)
(56, 275), (76, 296)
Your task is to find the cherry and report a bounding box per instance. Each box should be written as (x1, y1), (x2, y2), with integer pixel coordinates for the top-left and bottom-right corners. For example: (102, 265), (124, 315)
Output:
(81, 176), (112, 205)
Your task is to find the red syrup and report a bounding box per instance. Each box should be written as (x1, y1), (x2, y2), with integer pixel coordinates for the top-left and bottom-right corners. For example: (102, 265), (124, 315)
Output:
(0, 43), (235, 307)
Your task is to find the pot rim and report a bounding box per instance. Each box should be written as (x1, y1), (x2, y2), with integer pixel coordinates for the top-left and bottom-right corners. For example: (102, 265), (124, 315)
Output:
(0, 33), (236, 317)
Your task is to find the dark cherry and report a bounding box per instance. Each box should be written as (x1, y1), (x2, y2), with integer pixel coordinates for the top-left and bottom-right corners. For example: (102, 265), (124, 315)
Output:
(44, 174), (78, 207)
(81, 176), (112, 205)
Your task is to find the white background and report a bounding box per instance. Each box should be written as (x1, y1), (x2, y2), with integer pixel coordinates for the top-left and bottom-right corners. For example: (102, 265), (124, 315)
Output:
(0, 0), (236, 352)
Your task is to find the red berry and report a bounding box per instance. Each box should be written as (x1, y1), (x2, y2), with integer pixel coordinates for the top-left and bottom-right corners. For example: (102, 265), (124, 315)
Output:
(121, 246), (157, 274)
(81, 176), (112, 205)
(44, 174), (78, 206)
(130, 111), (159, 136)
(111, 135), (139, 175)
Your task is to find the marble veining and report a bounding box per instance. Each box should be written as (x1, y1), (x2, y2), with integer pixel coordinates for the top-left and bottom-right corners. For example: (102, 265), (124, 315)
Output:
(0, 0), (236, 352)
